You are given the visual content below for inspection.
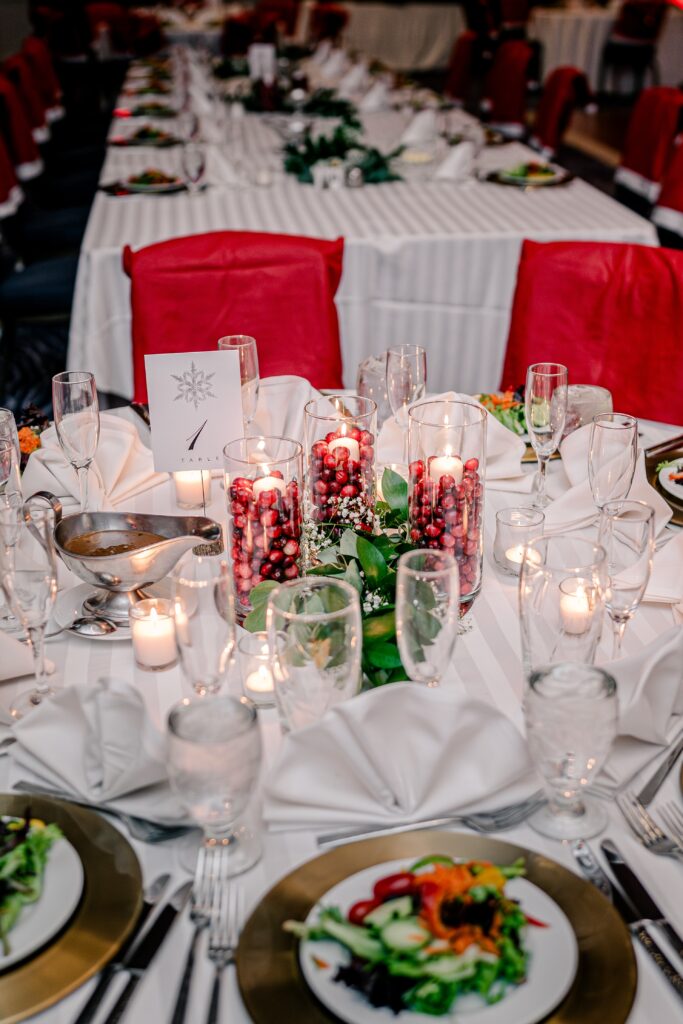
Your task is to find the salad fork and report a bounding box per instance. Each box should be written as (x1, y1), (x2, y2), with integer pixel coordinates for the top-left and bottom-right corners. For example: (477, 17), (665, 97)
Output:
(170, 846), (215, 1024)
(617, 791), (683, 863)
(658, 803), (683, 849)
(206, 870), (245, 1024)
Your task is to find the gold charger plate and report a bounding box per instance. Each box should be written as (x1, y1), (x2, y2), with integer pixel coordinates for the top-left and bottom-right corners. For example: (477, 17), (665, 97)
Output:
(236, 831), (636, 1024)
(646, 446), (683, 526)
(0, 793), (143, 1024)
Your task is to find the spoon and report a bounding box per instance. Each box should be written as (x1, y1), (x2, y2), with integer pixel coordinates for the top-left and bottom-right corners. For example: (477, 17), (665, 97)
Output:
(40, 615), (119, 640)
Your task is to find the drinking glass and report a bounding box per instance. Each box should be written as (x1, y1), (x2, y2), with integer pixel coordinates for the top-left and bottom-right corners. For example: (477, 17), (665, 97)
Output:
(525, 363), (568, 509)
(356, 353), (393, 429)
(266, 577), (362, 731)
(218, 335), (259, 432)
(172, 553), (237, 697)
(0, 409), (22, 498)
(182, 141), (206, 193)
(0, 508), (58, 719)
(52, 371), (100, 513)
(386, 345), (427, 461)
(524, 663), (618, 839)
(598, 499), (654, 658)
(167, 695), (262, 875)
(0, 491), (23, 633)
(588, 413), (638, 510)
(396, 549), (459, 687)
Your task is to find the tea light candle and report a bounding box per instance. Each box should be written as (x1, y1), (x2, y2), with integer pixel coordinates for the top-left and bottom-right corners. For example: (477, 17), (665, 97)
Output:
(130, 598), (178, 671)
(173, 470), (212, 509)
(238, 630), (277, 708)
(244, 664), (274, 696)
(329, 435), (361, 462)
(253, 473), (286, 499)
(559, 579), (592, 636)
(505, 545), (543, 570)
(429, 449), (463, 486)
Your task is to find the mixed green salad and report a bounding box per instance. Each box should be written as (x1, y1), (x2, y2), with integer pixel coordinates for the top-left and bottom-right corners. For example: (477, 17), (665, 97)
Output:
(502, 162), (556, 181)
(286, 855), (539, 1016)
(0, 814), (62, 955)
(478, 389), (527, 436)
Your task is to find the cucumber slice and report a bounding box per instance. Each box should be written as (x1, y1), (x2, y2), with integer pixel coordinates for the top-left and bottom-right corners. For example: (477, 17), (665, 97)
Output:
(381, 917), (431, 952)
(364, 896), (413, 930)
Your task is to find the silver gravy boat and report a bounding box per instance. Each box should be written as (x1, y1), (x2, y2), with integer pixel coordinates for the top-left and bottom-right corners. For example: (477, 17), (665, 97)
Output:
(27, 492), (222, 623)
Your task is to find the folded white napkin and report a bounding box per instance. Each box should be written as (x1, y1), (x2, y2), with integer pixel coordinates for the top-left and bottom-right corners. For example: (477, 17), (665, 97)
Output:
(264, 683), (535, 829)
(400, 109), (437, 146)
(8, 678), (187, 824)
(319, 49), (350, 82)
(247, 42), (277, 84)
(644, 532), (683, 604)
(310, 40), (332, 66)
(435, 141), (475, 182)
(22, 413), (167, 512)
(251, 375), (323, 448)
(0, 631), (54, 684)
(378, 392), (530, 491)
(337, 61), (370, 99)
(359, 80), (390, 113)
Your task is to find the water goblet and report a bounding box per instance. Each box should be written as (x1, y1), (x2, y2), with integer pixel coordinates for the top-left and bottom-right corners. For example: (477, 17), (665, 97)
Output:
(172, 553), (237, 697)
(588, 413), (638, 510)
(396, 549), (460, 687)
(167, 695), (263, 875)
(0, 409), (22, 497)
(182, 141), (206, 194)
(524, 663), (618, 839)
(386, 344), (427, 462)
(598, 499), (654, 658)
(217, 335), (259, 432)
(0, 491), (23, 633)
(52, 371), (100, 513)
(525, 362), (568, 509)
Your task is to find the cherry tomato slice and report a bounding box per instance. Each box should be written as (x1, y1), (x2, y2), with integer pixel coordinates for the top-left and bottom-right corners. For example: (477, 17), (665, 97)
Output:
(372, 871), (416, 902)
(525, 913), (549, 928)
(348, 898), (381, 925)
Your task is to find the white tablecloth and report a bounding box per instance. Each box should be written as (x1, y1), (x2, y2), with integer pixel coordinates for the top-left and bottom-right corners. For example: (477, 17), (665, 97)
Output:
(530, 3), (683, 90)
(2, 415), (682, 1023)
(68, 100), (655, 399)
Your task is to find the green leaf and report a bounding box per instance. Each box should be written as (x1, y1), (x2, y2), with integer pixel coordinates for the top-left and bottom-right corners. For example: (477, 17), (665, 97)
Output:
(242, 580), (278, 632)
(356, 535), (388, 585)
(381, 468), (408, 514)
(365, 641), (404, 669)
(339, 529), (359, 558)
(413, 607), (442, 641)
(363, 609), (395, 642)
(342, 559), (364, 595)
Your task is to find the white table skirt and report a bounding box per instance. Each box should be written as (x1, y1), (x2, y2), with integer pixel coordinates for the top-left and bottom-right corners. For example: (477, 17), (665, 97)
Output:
(2, 417), (683, 1024)
(67, 106), (655, 399)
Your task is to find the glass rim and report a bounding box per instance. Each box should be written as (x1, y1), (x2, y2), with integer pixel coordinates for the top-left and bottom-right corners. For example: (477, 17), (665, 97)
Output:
(167, 694), (257, 741)
(398, 548), (458, 579)
(222, 434), (303, 465)
(303, 395), (377, 422)
(267, 576), (359, 623)
(237, 630), (269, 654)
(523, 537), (607, 574)
(386, 344), (426, 358)
(52, 370), (95, 385)
(172, 558), (231, 587)
(217, 334), (256, 348)
(407, 397), (486, 429)
(591, 413), (638, 429)
(528, 664), (617, 699)
(129, 596), (173, 620)
(527, 362), (568, 378)
(599, 499), (654, 522)
(495, 507), (545, 527)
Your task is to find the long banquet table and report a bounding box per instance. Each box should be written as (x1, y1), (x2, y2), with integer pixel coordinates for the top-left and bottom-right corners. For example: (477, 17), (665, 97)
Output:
(2, 407), (683, 1023)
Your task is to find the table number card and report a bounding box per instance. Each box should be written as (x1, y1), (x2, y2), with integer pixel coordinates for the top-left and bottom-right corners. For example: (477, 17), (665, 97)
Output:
(145, 350), (244, 472)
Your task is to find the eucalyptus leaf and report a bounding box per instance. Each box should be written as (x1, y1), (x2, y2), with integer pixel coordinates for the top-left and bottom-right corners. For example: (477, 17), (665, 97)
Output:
(356, 536), (388, 584)
(381, 468), (408, 513)
(365, 641), (404, 669)
(339, 529), (359, 558)
(243, 580), (278, 632)
(342, 559), (364, 595)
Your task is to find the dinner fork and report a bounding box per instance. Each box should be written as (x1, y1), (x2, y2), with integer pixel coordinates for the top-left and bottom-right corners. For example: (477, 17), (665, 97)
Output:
(658, 803), (683, 849)
(617, 790), (683, 863)
(205, 869), (245, 1024)
(170, 846), (215, 1024)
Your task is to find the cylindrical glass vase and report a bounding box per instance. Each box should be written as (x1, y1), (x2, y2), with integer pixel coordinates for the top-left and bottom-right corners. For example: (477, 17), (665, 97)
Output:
(223, 436), (303, 619)
(407, 399), (487, 611)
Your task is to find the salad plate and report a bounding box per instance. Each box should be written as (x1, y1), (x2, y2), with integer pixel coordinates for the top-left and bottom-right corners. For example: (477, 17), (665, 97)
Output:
(236, 831), (636, 1024)
(296, 858), (577, 1024)
(0, 817), (84, 970)
(482, 163), (573, 188)
(646, 447), (683, 526)
(657, 457), (683, 501)
(125, 172), (185, 193)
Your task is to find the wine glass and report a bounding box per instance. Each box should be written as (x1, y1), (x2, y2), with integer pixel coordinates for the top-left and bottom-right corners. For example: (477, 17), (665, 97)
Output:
(386, 344), (427, 461)
(172, 553), (237, 697)
(0, 409), (21, 497)
(396, 549), (459, 687)
(525, 362), (568, 509)
(217, 335), (259, 432)
(524, 663), (618, 839)
(588, 413), (638, 510)
(0, 491), (23, 633)
(598, 499), (654, 658)
(167, 695), (263, 875)
(0, 507), (58, 719)
(52, 371), (100, 513)
(182, 141), (206, 194)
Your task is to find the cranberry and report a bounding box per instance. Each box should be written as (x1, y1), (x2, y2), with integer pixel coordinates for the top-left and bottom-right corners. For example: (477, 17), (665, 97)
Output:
(260, 509), (278, 527)
(441, 533), (456, 548)
(410, 528), (422, 543)
(441, 494), (455, 509)
(360, 445), (374, 462)
(283, 539), (299, 557)
(425, 523), (442, 538)
(461, 581), (473, 596)
(341, 484), (358, 498)
(349, 427), (361, 441)
(439, 474), (455, 491)
(409, 460), (425, 479)
(266, 526), (282, 540)
(284, 564), (299, 579)
(260, 562), (274, 577)
(334, 446), (349, 463)
(464, 458), (479, 471)
(232, 477), (252, 491)
(312, 441), (328, 458)
(271, 470), (284, 479)
(233, 514), (246, 529)
(236, 577), (252, 594)
(315, 480), (328, 496)
(335, 469), (348, 485)
(325, 431), (337, 444)
(324, 454), (337, 470)
(360, 430), (374, 446)
(321, 468), (332, 482)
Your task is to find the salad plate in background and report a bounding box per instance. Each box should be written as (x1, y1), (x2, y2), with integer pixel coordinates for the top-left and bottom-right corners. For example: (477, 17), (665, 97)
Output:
(658, 458), (683, 501)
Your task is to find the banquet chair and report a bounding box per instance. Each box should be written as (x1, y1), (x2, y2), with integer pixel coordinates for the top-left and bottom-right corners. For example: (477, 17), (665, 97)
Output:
(529, 67), (593, 159)
(255, 0), (300, 37)
(0, 72), (44, 181)
(481, 40), (533, 136)
(309, 3), (349, 43)
(444, 31), (479, 106)
(3, 53), (50, 145)
(21, 36), (64, 124)
(123, 232), (345, 404)
(652, 138), (683, 248)
(599, 0), (667, 96)
(497, 0), (530, 40)
(500, 240), (683, 425)
(614, 86), (683, 213)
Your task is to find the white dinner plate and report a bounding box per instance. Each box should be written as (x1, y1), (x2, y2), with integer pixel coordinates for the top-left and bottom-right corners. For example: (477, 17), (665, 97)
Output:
(497, 165), (565, 186)
(0, 823), (84, 970)
(299, 858), (578, 1024)
(658, 459), (683, 501)
(125, 177), (184, 193)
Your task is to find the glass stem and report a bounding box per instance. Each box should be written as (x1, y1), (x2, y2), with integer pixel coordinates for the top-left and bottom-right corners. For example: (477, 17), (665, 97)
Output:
(612, 619), (627, 659)
(536, 457), (547, 505)
(28, 625), (49, 696)
(77, 465), (90, 513)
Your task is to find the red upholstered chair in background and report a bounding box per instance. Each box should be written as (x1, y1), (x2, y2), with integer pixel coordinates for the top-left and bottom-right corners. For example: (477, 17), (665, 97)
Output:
(256, 0), (300, 37)
(500, 240), (683, 425)
(444, 31), (478, 105)
(3, 53), (50, 143)
(84, 2), (133, 54)
(22, 36), (64, 122)
(0, 73), (44, 180)
(498, 0), (530, 38)
(652, 138), (683, 244)
(529, 67), (593, 158)
(614, 86), (683, 208)
(0, 135), (23, 220)
(481, 40), (533, 136)
(309, 3), (349, 42)
(124, 232), (345, 404)
(599, 0), (668, 95)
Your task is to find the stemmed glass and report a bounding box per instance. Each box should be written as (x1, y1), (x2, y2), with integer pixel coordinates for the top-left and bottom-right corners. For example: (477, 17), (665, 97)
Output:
(0, 410), (21, 497)
(167, 695), (263, 875)
(588, 413), (638, 510)
(52, 371), (100, 513)
(396, 549), (460, 687)
(525, 362), (568, 509)
(0, 491), (23, 633)
(524, 663), (618, 839)
(598, 499), (654, 659)
(0, 508), (58, 719)
(386, 344), (427, 462)
(172, 553), (237, 697)
(182, 141), (206, 194)
(218, 335), (260, 433)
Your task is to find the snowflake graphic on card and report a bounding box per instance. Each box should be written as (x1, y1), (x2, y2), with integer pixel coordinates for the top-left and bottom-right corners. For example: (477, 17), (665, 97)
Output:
(171, 361), (217, 410)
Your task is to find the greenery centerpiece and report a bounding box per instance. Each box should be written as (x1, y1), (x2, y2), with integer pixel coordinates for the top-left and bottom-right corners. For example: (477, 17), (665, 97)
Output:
(283, 123), (402, 185)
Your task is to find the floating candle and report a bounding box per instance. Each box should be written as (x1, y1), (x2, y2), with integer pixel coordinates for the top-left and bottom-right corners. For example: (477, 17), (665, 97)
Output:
(244, 665), (274, 695)
(252, 472), (286, 499)
(428, 449), (463, 486)
(328, 435), (361, 462)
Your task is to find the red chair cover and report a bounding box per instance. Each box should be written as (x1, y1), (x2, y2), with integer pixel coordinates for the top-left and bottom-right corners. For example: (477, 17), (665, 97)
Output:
(653, 137), (683, 238)
(615, 86), (683, 199)
(611, 0), (667, 41)
(530, 66), (592, 157)
(482, 41), (533, 131)
(124, 231), (345, 404)
(0, 72), (44, 180)
(85, 2), (133, 53)
(22, 35), (63, 119)
(221, 13), (257, 55)
(309, 3), (349, 41)
(128, 12), (165, 57)
(499, 0), (529, 29)
(3, 53), (50, 143)
(444, 31), (478, 103)
(500, 240), (683, 425)
(256, 0), (300, 36)
(0, 134), (23, 220)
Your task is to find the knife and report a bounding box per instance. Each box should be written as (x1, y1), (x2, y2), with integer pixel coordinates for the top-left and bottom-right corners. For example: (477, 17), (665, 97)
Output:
(101, 881), (192, 1024)
(73, 874), (171, 1024)
(637, 734), (683, 806)
(601, 839), (683, 961)
(571, 840), (683, 1004)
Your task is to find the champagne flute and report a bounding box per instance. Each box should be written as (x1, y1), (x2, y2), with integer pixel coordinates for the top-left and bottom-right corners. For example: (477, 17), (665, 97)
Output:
(0, 431), (21, 500)
(598, 499), (654, 658)
(396, 549), (459, 687)
(525, 362), (568, 509)
(172, 552), (237, 697)
(386, 344), (427, 462)
(218, 335), (260, 432)
(588, 413), (638, 510)
(52, 371), (100, 513)
(0, 490), (23, 633)
(182, 141), (206, 194)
